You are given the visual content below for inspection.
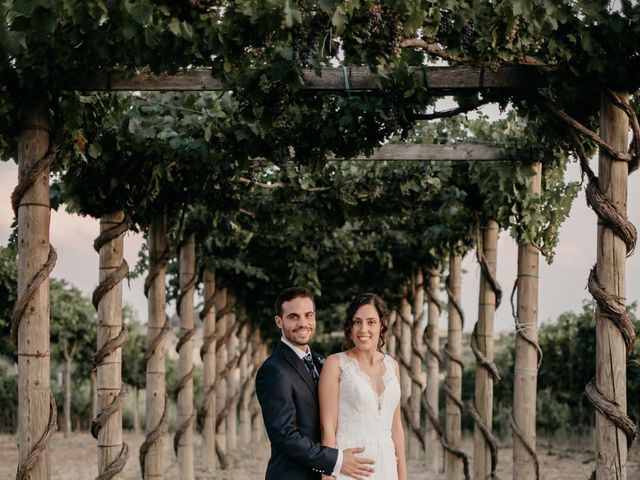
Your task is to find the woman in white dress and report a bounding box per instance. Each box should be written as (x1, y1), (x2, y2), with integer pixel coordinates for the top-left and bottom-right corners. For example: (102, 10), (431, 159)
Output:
(318, 293), (407, 480)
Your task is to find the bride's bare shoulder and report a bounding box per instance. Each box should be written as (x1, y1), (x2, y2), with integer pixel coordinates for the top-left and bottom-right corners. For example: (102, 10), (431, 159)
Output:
(323, 352), (343, 370)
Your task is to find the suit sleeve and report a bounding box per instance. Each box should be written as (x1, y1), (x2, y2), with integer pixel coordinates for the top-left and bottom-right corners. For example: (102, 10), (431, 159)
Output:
(256, 361), (339, 474)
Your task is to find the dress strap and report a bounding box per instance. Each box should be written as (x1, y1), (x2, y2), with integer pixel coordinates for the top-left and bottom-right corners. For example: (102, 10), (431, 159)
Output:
(336, 351), (357, 374)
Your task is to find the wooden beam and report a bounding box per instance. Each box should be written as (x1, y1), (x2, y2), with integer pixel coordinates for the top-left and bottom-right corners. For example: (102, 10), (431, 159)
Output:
(346, 143), (507, 161)
(69, 65), (542, 93)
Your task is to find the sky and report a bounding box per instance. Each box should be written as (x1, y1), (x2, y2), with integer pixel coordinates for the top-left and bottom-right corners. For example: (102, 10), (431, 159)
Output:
(3, 156), (640, 334)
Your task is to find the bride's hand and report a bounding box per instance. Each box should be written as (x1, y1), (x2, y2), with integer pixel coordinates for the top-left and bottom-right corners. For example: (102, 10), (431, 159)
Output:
(321, 475), (335, 480)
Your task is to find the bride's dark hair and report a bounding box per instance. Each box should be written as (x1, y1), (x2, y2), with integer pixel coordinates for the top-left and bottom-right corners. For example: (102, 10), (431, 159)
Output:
(343, 293), (389, 351)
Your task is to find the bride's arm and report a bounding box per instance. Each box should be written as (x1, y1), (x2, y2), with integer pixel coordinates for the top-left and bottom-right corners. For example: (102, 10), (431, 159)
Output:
(391, 363), (408, 480)
(318, 354), (341, 448)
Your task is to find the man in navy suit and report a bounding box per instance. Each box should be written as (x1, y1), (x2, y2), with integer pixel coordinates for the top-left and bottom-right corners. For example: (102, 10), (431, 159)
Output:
(256, 287), (374, 479)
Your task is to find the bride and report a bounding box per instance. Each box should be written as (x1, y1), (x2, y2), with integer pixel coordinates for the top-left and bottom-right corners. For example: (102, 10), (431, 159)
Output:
(318, 293), (407, 480)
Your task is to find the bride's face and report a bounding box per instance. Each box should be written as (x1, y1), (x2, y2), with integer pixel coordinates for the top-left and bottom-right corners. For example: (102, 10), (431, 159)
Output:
(351, 303), (381, 351)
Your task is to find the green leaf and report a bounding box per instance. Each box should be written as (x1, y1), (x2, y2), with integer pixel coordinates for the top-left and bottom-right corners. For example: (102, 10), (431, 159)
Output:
(180, 21), (194, 41)
(169, 18), (181, 37)
(88, 143), (102, 159)
(126, 1), (154, 24)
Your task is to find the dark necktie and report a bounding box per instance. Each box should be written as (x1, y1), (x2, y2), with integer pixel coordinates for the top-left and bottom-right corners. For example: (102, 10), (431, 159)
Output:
(303, 353), (320, 384)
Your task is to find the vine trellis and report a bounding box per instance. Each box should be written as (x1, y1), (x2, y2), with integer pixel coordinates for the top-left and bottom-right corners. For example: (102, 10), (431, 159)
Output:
(4, 4), (640, 480)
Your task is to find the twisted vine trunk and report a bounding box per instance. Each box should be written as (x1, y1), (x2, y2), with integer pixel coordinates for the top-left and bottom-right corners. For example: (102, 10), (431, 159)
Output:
(144, 218), (168, 479)
(91, 370), (98, 423)
(399, 292), (413, 454)
(473, 218), (500, 480)
(201, 270), (217, 472)
(215, 286), (228, 459)
(226, 291), (239, 452)
(387, 310), (397, 356)
(239, 314), (251, 444)
(95, 211), (129, 480)
(409, 269), (425, 460)
(176, 233), (196, 480)
(425, 269), (442, 472)
(445, 252), (463, 480)
(16, 102), (55, 480)
(595, 92), (630, 480)
(513, 162), (542, 480)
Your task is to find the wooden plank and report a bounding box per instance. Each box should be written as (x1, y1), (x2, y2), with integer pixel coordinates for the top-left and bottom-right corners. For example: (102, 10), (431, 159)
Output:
(68, 65), (541, 93)
(346, 143), (507, 161)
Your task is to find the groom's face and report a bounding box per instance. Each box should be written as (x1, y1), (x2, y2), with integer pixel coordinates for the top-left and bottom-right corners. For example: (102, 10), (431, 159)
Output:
(275, 296), (316, 349)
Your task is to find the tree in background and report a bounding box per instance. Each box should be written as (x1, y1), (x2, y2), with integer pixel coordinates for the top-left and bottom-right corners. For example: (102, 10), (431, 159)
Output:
(50, 279), (96, 437)
(121, 306), (146, 434)
(0, 245), (17, 359)
(482, 301), (640, 444)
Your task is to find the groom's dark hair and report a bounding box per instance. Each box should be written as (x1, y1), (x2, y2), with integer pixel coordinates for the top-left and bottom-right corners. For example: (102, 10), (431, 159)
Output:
(274, 287), (315, 317)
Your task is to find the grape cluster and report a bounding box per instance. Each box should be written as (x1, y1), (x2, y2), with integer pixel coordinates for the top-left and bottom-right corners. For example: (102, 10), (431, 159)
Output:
(290, 4), (334, 63)
(438, 10), (454, 39)
(389, 16), (404, 57)
(531, 36), (543, 53)
(361, 3), (383, 41)
(460, 19), (478, 56)
(505, 16), (520, 44)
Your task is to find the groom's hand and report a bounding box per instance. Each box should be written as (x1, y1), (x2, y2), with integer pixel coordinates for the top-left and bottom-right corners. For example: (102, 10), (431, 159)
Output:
(340, 447), (374, 479)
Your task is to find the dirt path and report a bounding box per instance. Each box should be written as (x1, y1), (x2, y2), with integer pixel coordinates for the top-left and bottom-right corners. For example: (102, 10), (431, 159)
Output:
(1, 432), (638, 479)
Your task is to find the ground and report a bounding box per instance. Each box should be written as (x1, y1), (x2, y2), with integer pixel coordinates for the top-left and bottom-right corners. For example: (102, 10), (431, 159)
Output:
(1, 432), (639, 479)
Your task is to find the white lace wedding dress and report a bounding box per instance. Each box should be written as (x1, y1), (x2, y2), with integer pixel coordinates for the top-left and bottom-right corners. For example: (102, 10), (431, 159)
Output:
(334, 352), (401, 480)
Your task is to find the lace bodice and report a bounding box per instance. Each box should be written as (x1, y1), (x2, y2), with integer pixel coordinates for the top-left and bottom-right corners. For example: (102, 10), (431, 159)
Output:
(335, 352), (401, 443)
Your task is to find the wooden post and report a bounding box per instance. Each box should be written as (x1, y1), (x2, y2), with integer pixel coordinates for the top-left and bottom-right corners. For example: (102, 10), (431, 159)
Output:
(201, 270), (217, 472)
(64, 348), (72, 437)
(96, 211), (128, 480)
(16, 102), (54, 480)
(250, 327), (264, 443)
(215, 286), (228, 458)
(133, 388), (141, 435)
(425, 269), (442, 472)
(239, 314), (252, 445)
(400, 292), (413, 454)
(513, 162), (542, 480)
(387, 310), (397, 356)
(473, 218), (500, 480)
(144, 218), (168, 479)
(445, 252), (463, 480)
(226, 291), (239, 452)
(176, 233), (196, 480)
(595, 91), (630, 480)
(410, 270), (425, 460)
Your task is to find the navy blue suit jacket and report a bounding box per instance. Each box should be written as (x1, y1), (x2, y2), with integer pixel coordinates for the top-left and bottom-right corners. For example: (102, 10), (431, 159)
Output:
(256, 341), (338, 479)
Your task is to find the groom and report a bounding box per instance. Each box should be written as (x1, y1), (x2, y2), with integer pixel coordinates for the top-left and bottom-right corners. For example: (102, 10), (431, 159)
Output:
(256, 287), (374, 479)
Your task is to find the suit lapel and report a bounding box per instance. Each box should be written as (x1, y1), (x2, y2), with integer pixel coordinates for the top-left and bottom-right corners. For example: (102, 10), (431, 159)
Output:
(278, 341), (317, 398)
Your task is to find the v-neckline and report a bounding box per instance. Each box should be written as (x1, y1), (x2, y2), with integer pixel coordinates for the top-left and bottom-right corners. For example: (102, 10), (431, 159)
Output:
(344, 351), (389, 398)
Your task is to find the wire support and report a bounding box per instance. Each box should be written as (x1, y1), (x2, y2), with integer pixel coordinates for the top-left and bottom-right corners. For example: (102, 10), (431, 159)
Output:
(510, 279), (543, 367)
